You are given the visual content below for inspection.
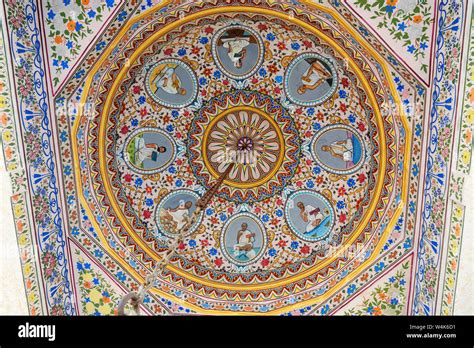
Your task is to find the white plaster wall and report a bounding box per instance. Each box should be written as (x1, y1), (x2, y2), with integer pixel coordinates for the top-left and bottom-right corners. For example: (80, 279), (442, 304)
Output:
(0, 148), (28, 315)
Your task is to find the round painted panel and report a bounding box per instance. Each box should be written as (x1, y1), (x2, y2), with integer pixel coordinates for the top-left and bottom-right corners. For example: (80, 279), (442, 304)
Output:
(123, 128), (177, 174)
(311, 124), (366, 174)
(284, 53), (338, 106)
(145, 59), (198, 108)
(285, 190), (335, 242)
(220, 213), (267, 266)
(212, 25), (264, 80)
(155, 189), (204, 238)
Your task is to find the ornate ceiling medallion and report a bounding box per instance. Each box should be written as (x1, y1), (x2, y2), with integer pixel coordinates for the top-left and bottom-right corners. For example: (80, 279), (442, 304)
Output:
(187, 90), (301, 203)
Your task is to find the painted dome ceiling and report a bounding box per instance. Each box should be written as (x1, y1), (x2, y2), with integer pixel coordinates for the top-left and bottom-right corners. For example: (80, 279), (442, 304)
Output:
(2, 0), (471, 316)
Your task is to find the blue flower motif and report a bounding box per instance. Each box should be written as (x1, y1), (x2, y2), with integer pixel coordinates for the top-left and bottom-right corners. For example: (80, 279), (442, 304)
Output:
(336, 200), (345, 209)
(275, 75), (283, 83)
(259, 68), (267, 77)
(307, 108), (315, 116)
(138, 96), (146, 104)
(213, 70), (221, 79)
(135, 178), (143, 187)
(106, 0), (115, 8)
(291, 42), (300, 50)
(400, 279), (406, 286)
(389, 276), (396, 283)
(63, 0), (70, 5)
(206, 208), (214, 216)
(347, 178), (355, 187)
(87, 10), (96, 18)
(313, 166), (321, 175)
(47, 9), (56, 20)
(131, 118), (138, 127)
(339, 90), (347, 98)
(321, 304), (330, 315)
(266, 33), (276, 41)
(407, 45), (416, 54)
(145, 198), (154, 207)
(118, 10), (127, 21)
(261, 214), (270, 222)
(199, 37), (209, 44)
(307, 180), (315, 189)
(178, 48), (187, 56)
(171, 110), (179, 118)
(420, 42), (428, 50)
(391, 298), (399, 305)
(219, 213), (227, 222)
(209, 248), (217, 256)
(61, 60), (69, 69)
(75, 23), (83, 32)
(374, 262), (385, 272)
(116, 271), (126, 281)
(269, 248), (277, 257)
(312, 122), (321, 131)
(188, 240), (196, 247)
(275, 209), (283, 217)
(166, 124), (174, 132)
(367, 306), (374, 315)
(199, 77), (207, 85)
(175, 179), (183, 187)
(347, 284), (356, 294)
(386, 5), (395, 13)
(398, 22), (407, 31)
(168, 166), (176, 174)
(290, 241), (299, 249)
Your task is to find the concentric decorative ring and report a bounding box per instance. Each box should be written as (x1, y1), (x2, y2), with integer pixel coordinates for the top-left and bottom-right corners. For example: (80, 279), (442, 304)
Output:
(187, 90), (301, 204)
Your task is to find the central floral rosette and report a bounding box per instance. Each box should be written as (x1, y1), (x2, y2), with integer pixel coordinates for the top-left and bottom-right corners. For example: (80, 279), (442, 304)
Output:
(187, 91), (301, 203)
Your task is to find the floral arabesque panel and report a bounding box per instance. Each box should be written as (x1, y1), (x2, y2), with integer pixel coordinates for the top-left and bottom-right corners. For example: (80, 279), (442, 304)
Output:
(0, 0), (472, 316)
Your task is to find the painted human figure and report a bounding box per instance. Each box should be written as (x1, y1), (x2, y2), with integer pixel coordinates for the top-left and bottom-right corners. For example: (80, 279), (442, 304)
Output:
(152, 64), (187, 95)
(233, 223), (256, 260)
(297, 202), (330, 234)
(321, 137), (354, 163)
(297, 60), (332, 95)
(134, 136), (167, 168)
(160, 199), (193, 231)
(221, 37), (250, 69)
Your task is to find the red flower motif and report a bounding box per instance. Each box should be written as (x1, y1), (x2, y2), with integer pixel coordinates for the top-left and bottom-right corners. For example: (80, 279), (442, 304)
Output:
(358, 173), (366, 183)
(140, 107), (148, 117)
(274, 87), (281, 94)
(261, 258), (270, 267)
(192, 47), (201, 55)
(214, 258), (223, 267)
(358, 123), (366, 131)
(164, 48), (173, 55)
(201, 239), (209, 247)
(204, 27), (214, 34)
(124, 174), (132, 183)
(339, 213), (347, 223)
(143, 210), (151, 219)
(133, 86), (141, 94)
(278, 240), (287, 247)
(178, 242), (185, 250)
(341, 77), (350, 88)
(120, 125), (129, 134)
(300, 245), (310, 254)
(302, 40), (313, 49)
(257, 23), (268, 31)
(340, 103), (347, 112)
(277, 42), (286, 50)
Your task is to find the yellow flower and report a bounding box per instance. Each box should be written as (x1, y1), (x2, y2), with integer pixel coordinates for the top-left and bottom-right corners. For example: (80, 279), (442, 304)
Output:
(461, 150), (471, 165)
(18, 234), (28, 247)
(28, 292), (36, 303)
(2, 130), (12, 143)
(85, 302), (95, 314)
(89, 288), (102, 303)
(99, 303), (111, 315)
(24, 263), (32, 276)
(14, 204), (23, 218)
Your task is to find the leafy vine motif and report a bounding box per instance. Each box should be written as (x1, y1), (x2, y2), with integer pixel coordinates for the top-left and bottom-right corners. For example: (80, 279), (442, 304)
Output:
(345, 261), (409, 316)
(353, 0), (433, 73)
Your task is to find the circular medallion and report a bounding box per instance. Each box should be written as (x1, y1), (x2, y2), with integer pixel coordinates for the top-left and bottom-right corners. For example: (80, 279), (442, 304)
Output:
(203, 107), (284, 188)
(123, 128), (177, 174)
(145, 59), (198, 108)
(212, 24), (264, 80)
(285, 190), (335, 242)
(155, 189), (204, 238)
(220, 213), (267, 266)
(311, 124), (366, 174)
(284, 53), (338, 106)
(187, 91), (301, 203)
